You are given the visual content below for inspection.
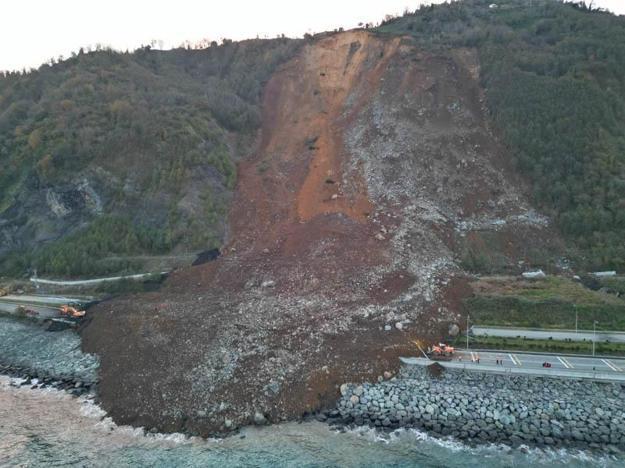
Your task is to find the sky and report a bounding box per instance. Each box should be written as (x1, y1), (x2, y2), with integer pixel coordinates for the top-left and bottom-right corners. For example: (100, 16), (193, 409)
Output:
(1, 0), (624, 72)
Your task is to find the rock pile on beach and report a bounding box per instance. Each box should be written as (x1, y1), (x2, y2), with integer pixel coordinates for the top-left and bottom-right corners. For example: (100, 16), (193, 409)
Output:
(0, 363), (95, 396)
(336, 365), (625, 450)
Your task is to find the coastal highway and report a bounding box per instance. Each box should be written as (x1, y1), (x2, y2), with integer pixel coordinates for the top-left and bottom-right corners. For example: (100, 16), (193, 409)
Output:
(401, 349), (625, 382)
(0, 294), (91, 320)
(0, 300), (59, 319)
(452, 350), (625, 374)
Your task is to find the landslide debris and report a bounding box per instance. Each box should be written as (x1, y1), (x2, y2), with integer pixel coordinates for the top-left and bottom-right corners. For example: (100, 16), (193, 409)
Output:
(82, 31), (559, 436)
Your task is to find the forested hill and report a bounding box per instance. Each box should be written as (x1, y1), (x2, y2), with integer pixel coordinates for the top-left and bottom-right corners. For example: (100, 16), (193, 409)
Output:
(0, 38), (301, 277)
(1, 0), (624, 279)
(378, 0), (625, 270)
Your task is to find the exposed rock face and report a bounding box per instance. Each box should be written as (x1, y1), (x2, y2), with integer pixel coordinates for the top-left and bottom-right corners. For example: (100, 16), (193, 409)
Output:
(0, 174), (109, 254)
(82, 31), (559, 436)
(337, 366), (625, 449)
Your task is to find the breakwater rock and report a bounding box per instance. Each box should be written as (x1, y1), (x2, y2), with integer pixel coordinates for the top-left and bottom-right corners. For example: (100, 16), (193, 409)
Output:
(337, 365), (625, 450)
(0, 316), (98, 395)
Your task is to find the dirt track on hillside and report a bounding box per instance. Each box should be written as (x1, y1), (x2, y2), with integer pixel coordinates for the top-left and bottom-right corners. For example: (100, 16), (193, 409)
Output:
(82, 31), (560, 436)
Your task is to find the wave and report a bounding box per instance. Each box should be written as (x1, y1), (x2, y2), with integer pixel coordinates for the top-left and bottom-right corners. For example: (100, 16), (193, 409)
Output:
(1, 375), (622, 467)
(339, 424), (619, 467)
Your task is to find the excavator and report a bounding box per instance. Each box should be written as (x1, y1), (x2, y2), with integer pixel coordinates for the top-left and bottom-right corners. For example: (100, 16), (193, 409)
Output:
(430, 343), (455, 358)
(412, 340), (456, 360)
(58, 304), (86, 318)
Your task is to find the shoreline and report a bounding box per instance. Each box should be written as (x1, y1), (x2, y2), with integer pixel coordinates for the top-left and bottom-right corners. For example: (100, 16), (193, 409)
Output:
(2, 349), (625, 454)
(335, 365), (625, 452)
(0, 363), (94, 397)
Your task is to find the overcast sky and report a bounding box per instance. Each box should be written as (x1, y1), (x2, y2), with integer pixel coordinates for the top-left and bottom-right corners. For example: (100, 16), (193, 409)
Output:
(1, 0), (623, 72)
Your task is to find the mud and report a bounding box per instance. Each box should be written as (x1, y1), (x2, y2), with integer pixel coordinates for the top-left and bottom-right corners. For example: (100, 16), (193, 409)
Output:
(82, 31), (560, 436)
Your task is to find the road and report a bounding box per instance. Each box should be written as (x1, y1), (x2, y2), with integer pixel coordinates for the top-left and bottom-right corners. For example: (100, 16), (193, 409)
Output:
(30, 271), (167, 287)
(401, 349), (625, 382)
(453, 349), (625, 373)
(0, 294), (94, 306)
(0, 301), (59, 319)
(0, 294), (92, 320)
(472, 326), (625, 343)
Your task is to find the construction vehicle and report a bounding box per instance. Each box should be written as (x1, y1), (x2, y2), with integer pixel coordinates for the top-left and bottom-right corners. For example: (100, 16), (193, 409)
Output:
(429, 343), (455, 359)
(59, 304), (85, 318)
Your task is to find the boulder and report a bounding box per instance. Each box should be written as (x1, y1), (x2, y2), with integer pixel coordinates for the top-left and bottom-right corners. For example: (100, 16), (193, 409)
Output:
(448, 323), (460, 337)
(253, 412), (267, 425)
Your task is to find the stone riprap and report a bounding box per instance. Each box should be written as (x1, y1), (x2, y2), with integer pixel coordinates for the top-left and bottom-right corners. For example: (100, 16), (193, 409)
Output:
(0, 316), (98, 396)
(336, 365), (625, 449)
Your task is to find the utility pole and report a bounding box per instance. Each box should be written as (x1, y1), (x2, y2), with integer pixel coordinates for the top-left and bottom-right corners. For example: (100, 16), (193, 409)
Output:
(593, 320), (598, 356)
(466, 313), (470, 350)
(574, 304), (578, 334)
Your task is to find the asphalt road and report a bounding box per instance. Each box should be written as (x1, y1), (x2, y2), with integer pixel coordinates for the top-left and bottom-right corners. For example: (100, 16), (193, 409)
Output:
(30, 271), (167, 286)
(453, 349), (625, 373)
(1, 295), (92, 306)
(0, 294), (90, 320)
(471, 326), (625, 343)
(0, 301), (59, 319)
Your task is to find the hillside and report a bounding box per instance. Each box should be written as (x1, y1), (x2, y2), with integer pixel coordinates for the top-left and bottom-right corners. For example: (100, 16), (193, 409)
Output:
(378, 0), (625, 270)
(1, 1), (624, 279)
(0, 38), (301, 277)
(83, 27), (562, 435)
(1, 0), (624, 436)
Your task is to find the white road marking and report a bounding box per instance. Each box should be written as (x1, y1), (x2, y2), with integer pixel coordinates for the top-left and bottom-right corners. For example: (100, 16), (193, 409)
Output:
(602, 359), (621, 372)
(509, 354), (521, 366)
(561, 356), (573, 369)
(557, 356), (571, 369)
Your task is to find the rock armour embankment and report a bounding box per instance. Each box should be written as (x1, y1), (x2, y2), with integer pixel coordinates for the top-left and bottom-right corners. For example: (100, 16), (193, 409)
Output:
(337, 366), (625, 450)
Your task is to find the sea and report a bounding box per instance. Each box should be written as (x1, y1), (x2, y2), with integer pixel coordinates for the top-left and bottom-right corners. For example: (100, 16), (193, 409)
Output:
(0, 316), (622, 467)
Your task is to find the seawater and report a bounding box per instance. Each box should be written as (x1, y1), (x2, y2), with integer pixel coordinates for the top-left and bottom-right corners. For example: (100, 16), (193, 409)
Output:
(3, 377), (622, 467)
(0, 317), (623, 467)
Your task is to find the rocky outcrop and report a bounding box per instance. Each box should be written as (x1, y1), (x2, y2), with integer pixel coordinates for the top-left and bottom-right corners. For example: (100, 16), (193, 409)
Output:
(337, 366), (625, 449)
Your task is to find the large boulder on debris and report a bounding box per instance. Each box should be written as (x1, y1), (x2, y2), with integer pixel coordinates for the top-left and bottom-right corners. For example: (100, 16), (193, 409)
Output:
(522, 270), (546, 279)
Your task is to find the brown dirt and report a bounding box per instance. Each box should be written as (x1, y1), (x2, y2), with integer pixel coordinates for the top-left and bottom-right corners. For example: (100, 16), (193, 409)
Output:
(81, 31), (561, 437)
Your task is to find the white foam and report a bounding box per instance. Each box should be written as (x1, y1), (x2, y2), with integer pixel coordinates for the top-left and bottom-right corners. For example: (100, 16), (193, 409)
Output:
(341, 425), (617, 465)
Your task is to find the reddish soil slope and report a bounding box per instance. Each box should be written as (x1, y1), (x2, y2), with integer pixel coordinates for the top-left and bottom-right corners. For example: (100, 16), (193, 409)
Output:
(82, 31), (560, 436)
